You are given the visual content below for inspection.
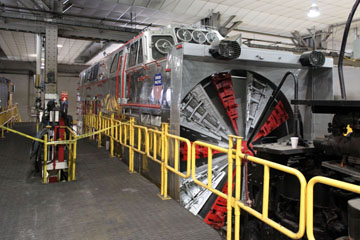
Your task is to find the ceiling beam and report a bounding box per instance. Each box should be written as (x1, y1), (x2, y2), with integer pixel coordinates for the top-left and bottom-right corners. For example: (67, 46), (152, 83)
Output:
(37, 0), (50, 10)
(0, 10), (139, 42)
(1, 4), (159, 27)
(0, 47), (7, 58)
(0, 59), (89, 74)
(28, 0), (42, 9)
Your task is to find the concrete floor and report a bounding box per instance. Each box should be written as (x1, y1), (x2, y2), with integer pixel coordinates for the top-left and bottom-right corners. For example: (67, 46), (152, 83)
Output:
(0, 123), (222, 240)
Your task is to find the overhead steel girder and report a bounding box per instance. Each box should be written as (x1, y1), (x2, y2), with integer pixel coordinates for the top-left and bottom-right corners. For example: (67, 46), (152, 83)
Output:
(0, 11), (139, 42)
(0, 59), (88, 74)
(74, 42), (112, 64)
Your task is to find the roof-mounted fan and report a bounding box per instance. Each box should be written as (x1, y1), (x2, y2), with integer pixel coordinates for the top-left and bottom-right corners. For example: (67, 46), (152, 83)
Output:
(155, 39), (173, 54)
(177, 28), (192, 42)
(192, 30), (206, 44)
(206, 32), (218, 44)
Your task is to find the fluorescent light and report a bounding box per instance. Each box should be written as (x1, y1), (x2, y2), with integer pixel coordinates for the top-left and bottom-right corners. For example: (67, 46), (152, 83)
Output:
(57, 44), (63, 48)
(308, 0), (320, 18)
(29, 54), (37, 57)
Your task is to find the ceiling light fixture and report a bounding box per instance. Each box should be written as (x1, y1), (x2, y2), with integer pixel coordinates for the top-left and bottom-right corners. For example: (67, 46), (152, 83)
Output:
(308, 0), (320, 18)
(57, 44), (63, 48)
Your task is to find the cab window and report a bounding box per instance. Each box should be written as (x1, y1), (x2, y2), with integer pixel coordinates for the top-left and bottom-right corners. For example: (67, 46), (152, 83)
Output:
(128, 41), (138, 67)
(90, 63), (99, 81)
(138, 39), (143, 64)
(110, 53), (119, 73)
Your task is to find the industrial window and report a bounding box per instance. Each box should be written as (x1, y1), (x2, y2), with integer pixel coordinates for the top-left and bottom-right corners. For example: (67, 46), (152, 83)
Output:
(137, 39), (143, 64)
(128, 41), (138, 67)
(110, 53), (119, 73)
(151, 35), (174, 60)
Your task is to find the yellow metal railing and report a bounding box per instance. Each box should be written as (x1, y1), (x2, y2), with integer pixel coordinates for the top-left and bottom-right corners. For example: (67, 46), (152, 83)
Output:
(3, 110), (360, 238)
(235, 150), (307, 239)
(191, 138), (238, 239)
(306, 176), (360, 240)
(0, 104), (21, 137)
(1, 112), (118, 184)
(84, 114), (193, 200)
(85, 113), (307, 239)
(0, 124), (78, 183)
(83, 113), (360, 240)
(191, 136), (307, 240)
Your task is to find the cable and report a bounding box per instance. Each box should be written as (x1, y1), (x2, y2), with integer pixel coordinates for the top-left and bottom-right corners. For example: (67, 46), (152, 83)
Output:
(338, 0), (360, 100)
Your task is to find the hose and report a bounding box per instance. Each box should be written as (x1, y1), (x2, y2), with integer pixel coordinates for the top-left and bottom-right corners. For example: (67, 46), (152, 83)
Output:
(247, 71), (299, 155)
(338, 0), (360, 100)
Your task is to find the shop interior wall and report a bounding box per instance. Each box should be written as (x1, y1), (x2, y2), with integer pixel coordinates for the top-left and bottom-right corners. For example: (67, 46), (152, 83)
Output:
(0, 73), (78, 122)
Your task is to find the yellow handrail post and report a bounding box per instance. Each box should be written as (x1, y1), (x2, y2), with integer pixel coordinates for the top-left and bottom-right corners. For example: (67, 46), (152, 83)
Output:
(93, 115), (96, 139)
(208, 148), (212, 188)
(110, 113), (115, 157)
(159, 124), (165, 197)
(91, 114), (94, 137)
(85, 115), (88, 134)
(306, 176), (360, 240)
(129, 117), (135, 173)
(43, 134), (48, 184)
(162, 123), (171, 200)
(98, 112), (102, 148)
(227, 136), (234, 240)
(72, 136), (77, 181)
(306, 178), (315, 240)
(88, 115), (91, 139)
(262, 165), (270, 218)
(115, 120), (119, 144)
(36, 118), (39, 133)
(232, 136), (243, 240)
(68, 134), (72, 181)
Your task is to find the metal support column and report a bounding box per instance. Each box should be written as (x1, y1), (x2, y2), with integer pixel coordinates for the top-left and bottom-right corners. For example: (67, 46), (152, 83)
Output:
(35, 34), (42, 132)
(44, 24), (58, 103)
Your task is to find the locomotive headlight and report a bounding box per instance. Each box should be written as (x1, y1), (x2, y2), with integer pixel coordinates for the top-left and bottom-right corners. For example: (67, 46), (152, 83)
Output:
(209, 40), (241, 60)
(299, 51), (325, 67)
